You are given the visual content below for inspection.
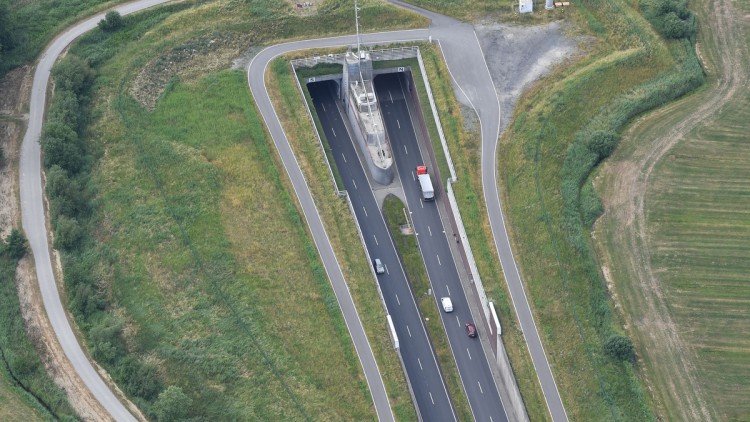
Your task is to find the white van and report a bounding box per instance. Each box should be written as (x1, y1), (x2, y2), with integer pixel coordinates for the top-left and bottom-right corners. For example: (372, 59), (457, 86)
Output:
(440, 297), (453, 312)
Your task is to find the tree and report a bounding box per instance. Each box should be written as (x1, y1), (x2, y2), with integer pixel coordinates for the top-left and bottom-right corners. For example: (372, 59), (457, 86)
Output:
(586, 130), (619, 162)
(51, 56), (94, 94)
(153, 386), (192, 421)
(41, 121), (84, 173)
(53, 215), (83, 250)
(604, 334), (635, 362)
(5, 228), (28, 260)
(98, 11), (123, 32)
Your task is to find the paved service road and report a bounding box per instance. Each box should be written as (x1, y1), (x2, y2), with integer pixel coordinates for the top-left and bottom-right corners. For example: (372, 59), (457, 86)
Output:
(309, 81), (456, 422)
(375, 72), (508, 422)
(19, 1), (173, 421)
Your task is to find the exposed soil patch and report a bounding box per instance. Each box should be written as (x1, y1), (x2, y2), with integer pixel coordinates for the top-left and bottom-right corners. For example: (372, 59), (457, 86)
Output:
(130, 31), (253, 110)
(475, 20), (584, 132)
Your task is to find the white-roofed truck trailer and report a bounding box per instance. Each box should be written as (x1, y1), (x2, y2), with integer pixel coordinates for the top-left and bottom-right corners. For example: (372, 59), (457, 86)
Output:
(416, 165), (435, 201)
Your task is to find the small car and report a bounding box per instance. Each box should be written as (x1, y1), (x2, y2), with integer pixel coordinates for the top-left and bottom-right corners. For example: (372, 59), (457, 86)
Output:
(466, 322), (477, 338)
(373, 258), (385, 275)
(441, 297), (453, 313)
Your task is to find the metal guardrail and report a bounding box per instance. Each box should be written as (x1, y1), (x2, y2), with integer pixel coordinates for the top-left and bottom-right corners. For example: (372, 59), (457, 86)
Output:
(290, 46), (421, 69)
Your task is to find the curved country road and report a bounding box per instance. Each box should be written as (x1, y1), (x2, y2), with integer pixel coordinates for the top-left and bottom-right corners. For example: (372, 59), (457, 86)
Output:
(20, 1), (174, 421)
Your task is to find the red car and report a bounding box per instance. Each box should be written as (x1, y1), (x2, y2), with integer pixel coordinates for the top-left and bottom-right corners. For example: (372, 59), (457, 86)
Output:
(465, 322), (477, 338)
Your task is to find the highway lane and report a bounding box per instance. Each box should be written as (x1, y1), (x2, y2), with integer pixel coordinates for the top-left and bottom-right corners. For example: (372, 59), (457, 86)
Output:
(19, 1), (174, 420)
(308, 81), (456, 422)
(388, 2), (569, 420)
(375, 72), (509, 422)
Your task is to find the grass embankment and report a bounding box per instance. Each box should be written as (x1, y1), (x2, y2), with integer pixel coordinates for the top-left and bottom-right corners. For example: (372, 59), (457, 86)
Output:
(380, 196), (472, 422)
(498, 0), (703, 420)
(596, 0), (750, 419)
(37, 0), (426, 419)
(0, 232), (80, 421)
(0, 0), (118, 77)
(266, 57), (417, 422)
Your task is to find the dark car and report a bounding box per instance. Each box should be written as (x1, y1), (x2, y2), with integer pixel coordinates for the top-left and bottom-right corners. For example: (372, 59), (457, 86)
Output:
(465, 322), (477, 338)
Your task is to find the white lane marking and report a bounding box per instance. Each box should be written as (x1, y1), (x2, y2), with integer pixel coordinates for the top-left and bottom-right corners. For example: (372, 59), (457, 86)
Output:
(404, 144), (408, 155)
(429, 392), (435, 405)
(412, 171), (416, 181)
(418, 358), (423, 370)
(478, 381), (483, 394)
(397, 119), (401, 129)
(456, 315), (460, 327)
(420, 198), (424, 208)
(389, 90), (393, 103)
(363, 206), (368, 217)
(374, 235), (379, 246)
(406, 325), (412, 337)
(385, 265), (389, 275)
(396, 294), (400, 305)
(467, 348), (472, 360)
(352, 179), (357, 190)
(428, 226), (432, 236)
(322, 103), (327, 112)
(331, 127), (336, 137)
(446, 285), (451, 295)
(341, 152), (347, 163)
(437, 254), (441, 266)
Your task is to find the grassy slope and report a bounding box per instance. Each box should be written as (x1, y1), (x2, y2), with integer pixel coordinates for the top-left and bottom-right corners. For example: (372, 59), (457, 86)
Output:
(56, 0), (426, 419)
(595, 0), (750, 419)
(0, 0), (118, 76)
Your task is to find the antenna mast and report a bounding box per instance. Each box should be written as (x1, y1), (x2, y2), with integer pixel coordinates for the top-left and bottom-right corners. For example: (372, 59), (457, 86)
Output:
(355, 0), (361, 53)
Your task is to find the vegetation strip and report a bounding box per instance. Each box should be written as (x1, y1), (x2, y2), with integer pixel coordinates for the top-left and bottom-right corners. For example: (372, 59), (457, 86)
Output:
(0, 231), (80, 421)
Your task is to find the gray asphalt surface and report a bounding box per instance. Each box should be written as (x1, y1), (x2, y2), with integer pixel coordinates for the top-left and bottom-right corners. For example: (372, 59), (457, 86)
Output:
(19, 1), (174, 421)
(375, 72), (509, 422)
(309, 81), (457, 421)
(390, 2), (570, 420)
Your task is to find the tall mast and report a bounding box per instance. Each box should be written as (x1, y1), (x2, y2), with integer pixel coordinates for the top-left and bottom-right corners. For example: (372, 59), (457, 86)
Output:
(355, 0), (361, 53)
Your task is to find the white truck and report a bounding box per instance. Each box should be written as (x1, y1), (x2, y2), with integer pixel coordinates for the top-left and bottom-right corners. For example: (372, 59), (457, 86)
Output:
(416, 165), (435, 201)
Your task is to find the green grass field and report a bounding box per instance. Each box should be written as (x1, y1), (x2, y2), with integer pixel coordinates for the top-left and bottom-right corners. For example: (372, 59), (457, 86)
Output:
(44, 0), (427, 419)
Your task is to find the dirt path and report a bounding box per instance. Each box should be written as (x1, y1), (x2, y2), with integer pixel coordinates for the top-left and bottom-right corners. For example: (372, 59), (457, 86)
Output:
(595, 0), (746, 420)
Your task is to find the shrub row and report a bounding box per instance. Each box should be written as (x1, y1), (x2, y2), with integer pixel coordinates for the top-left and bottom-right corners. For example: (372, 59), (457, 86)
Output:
(560, 39), (705, 345)
(0, 231), (80, 421)
(641, 0), (697, 40)
(45, 47), (180, 420)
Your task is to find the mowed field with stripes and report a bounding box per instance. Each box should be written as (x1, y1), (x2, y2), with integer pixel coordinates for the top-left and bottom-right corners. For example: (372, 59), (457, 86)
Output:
(646, 87), (750, 420)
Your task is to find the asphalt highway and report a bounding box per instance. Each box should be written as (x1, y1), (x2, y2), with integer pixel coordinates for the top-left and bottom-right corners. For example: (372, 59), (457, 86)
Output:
(375, 72), (509, 422)
(309, 81), (457, 421)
